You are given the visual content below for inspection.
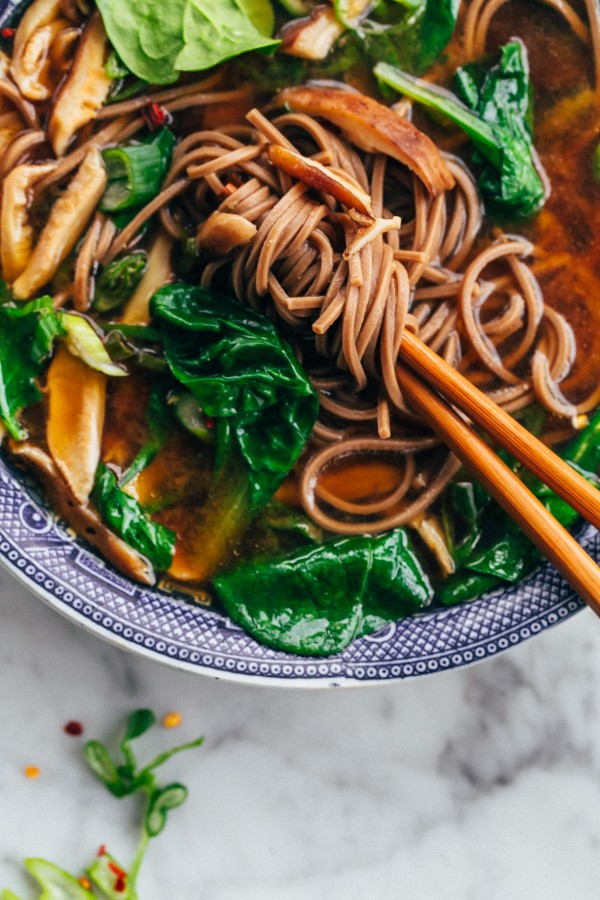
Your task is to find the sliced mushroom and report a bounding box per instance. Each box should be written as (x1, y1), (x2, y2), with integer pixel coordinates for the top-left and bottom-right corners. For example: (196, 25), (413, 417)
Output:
(0, 161), (56, 283)
(267, 143), (374, 218)
(46, 344), (107, 504)
(12, 147), (106, 299)
(280, 5), (344, 60)
(48, 11), (112, 157)
(0, 50), (10, 112)
(7, 439), (154, 585)
(10, 0), (65, 101)
(0, 110), (26, 157)
(196, 211), (258, 256)
(279, 86), (455, 196)
(120, 232), (174, 325)
(49, 25), (80, 75)
(409, 513), (455, 576)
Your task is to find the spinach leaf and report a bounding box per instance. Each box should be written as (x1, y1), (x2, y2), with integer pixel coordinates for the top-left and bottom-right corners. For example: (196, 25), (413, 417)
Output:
(151, 284), (317, 579)
(214, 528), (432, 656)
(563, 406), (600, 473)
(151, 284), (318, 512)
(438, 571), (502, 607)
(438, 412), (600, 604)
(375, 40), (547, 218)
(92, 463), (176, 571)
(96, 0), (279, 85)
(355, 0), (459, 74)
(0, 296), (65, 440)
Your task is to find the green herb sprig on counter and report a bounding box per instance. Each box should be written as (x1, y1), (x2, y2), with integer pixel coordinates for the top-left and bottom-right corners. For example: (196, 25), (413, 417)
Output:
(3, 709), (204, 900)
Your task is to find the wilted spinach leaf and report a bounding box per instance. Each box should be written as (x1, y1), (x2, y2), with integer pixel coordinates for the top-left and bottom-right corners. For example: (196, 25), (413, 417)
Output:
(0, 295), (65, 440)
(214, 528), (432, 656)
(376, 40), (547, 218)
(151, 284), (318, 512)
(92, 463), (176, 570)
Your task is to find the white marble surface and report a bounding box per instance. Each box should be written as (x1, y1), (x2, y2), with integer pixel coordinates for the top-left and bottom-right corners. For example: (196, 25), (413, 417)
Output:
(2, 563), (600, 899)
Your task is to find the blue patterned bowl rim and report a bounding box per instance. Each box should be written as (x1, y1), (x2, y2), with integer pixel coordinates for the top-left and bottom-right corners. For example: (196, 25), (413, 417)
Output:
(0, 0), (590, 687)
(0, 455), (589, 687)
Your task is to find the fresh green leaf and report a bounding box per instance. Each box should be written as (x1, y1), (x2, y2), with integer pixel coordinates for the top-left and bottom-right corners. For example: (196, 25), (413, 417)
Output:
(60, 313), (127, 377)
(122, 708), (156, 743)
(214, 528), (432, 655)
(238, 0), (276, 36)
(177, 1), (280, 73)
(92, 463), (176, 571)
(375, 40), (546, 217)
(144, 783), (188, 837)
(96, 0), (279, 85)
(2, 890), (25, 900)
(83, 740), (127, 797)
(93, 253), (148, 314)
(151, 284), (318, 511)
(0, 296), (65, 440)
(101, 128), (176, 213)
(24, 860), (95, 900)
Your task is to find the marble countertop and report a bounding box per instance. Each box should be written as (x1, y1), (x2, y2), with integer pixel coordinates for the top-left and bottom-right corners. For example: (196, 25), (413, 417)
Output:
(1, 563), (600, 899)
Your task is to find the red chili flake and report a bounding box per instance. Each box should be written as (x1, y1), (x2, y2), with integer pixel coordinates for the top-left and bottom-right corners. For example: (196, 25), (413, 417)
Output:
(97, 844), (107, 857)
(143, 102), (168, 131)
(1, 27), (16, 39)
(206, 417), (215, 430)
(64, 720), (84, 736)
(108, 861), (128, 893)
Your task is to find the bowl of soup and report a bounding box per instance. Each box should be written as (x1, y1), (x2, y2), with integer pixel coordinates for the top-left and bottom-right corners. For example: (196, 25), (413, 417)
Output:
(0, 0), (597, 685)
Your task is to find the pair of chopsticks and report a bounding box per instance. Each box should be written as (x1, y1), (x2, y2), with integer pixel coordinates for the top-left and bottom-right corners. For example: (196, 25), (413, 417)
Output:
(395, 330), (600, 613)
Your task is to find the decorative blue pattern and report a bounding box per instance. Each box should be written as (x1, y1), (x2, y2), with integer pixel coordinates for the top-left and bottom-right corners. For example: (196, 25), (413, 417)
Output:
(0, 0), (591, 685)
(0, 455), (590, 685)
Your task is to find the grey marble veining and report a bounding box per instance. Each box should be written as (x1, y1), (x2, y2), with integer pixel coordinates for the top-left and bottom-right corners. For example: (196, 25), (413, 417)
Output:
(1, 564), (600, 899)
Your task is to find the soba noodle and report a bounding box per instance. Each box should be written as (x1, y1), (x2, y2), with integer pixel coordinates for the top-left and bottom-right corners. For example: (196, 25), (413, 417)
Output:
(0, 0), (597, 552)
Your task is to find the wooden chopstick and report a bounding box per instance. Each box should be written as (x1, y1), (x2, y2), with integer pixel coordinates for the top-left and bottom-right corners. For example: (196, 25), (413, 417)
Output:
(398, 330), (600, 531)
(395, 363), (600, 612)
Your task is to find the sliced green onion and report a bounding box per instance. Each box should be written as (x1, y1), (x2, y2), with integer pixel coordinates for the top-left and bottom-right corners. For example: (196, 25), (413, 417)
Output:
(93, 252), (148, 313)
(60, 313), (127, 377)
(100, 127), (176, 213)
(170, 392), (214, 444)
